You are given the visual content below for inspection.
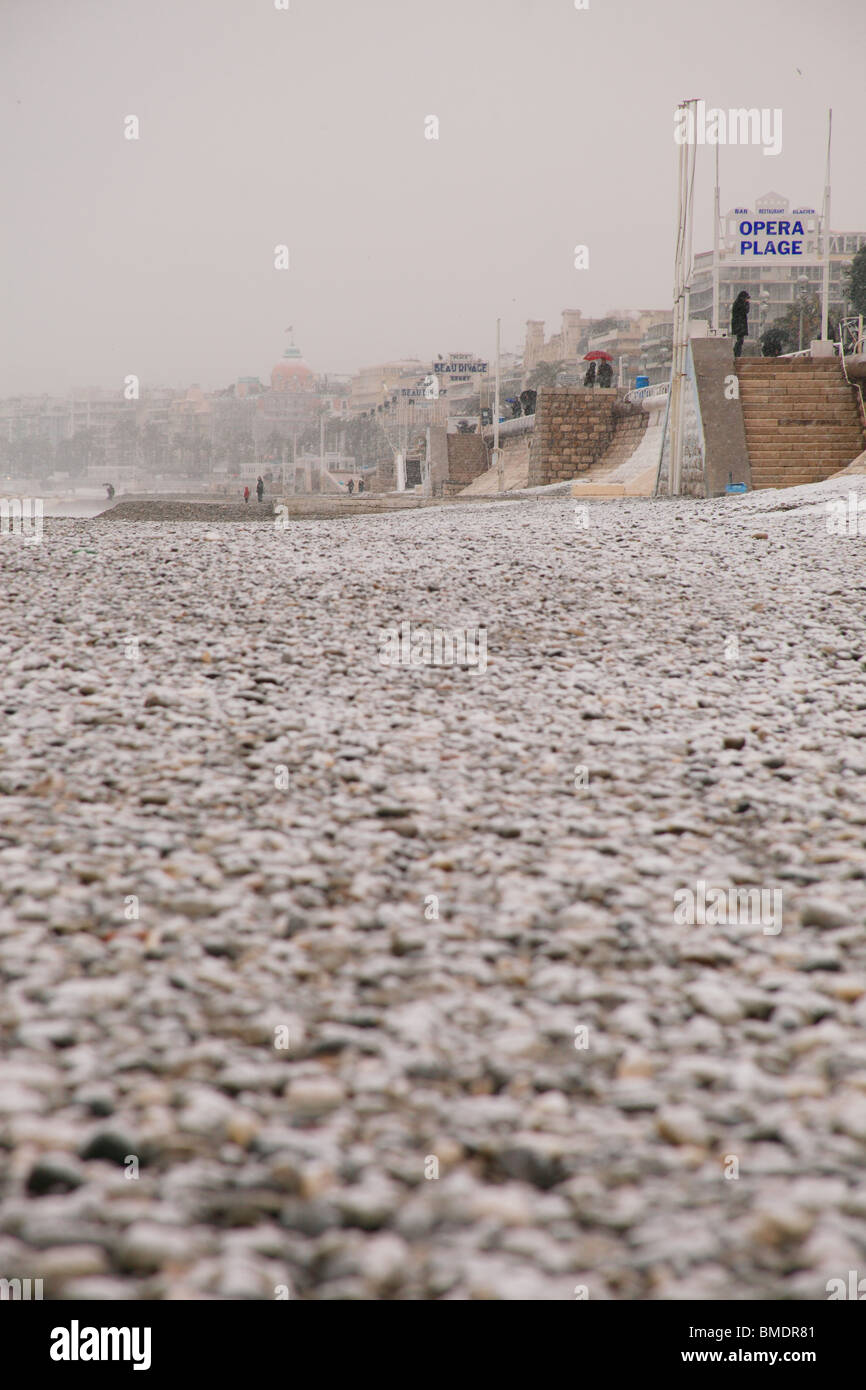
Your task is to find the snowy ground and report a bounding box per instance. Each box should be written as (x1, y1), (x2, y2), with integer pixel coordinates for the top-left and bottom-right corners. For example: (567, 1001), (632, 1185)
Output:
(1, 481), (866, 1300)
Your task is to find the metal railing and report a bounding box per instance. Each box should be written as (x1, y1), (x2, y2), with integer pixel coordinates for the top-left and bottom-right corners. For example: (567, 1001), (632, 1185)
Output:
(481, 413), (535, 437)
(839, 316), (865, 357)
(837, 317), (866, 440)
(625, 383), (670, 404)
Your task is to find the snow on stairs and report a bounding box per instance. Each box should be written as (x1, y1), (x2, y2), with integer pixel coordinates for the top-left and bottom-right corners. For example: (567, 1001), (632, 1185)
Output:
(737, 358), (866, 490)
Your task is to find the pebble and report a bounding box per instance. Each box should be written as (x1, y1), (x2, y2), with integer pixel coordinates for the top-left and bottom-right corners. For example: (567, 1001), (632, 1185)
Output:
(800, 900), (853, 931)
(2, 483), (866, 1299)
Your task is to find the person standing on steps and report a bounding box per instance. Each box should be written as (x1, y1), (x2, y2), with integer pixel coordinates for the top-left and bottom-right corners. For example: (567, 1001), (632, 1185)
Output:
(243, 484), (250, 504)
(731, 291), (750, 358)
(256, 475), (264, 503)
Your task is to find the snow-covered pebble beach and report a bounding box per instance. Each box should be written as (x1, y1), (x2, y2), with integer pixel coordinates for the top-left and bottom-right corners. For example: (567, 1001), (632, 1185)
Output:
(1, 480), (866, 1301)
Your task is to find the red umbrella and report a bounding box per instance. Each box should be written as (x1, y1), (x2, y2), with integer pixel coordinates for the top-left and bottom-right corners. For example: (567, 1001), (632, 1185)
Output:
(583, 350), (613, 362)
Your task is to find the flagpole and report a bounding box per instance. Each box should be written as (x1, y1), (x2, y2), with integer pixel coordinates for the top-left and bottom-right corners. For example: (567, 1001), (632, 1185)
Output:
(712, 142), (720, 334)
(820, 109), (832, 341)
(494, 317), (502, 492)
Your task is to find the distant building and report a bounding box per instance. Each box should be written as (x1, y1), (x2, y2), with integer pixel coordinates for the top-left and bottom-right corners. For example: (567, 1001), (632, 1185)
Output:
(523, 311), (591, 371)
(254, 339), (326, 443)
(350, 360), (427, 415)
(524, 310), (673, 386)
(585, 311), (672, 384)
(639, 319), (674, 385)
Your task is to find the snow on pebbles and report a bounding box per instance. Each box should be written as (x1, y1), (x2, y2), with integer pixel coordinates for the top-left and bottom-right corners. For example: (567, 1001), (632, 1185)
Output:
(1, 480), (866, 1301)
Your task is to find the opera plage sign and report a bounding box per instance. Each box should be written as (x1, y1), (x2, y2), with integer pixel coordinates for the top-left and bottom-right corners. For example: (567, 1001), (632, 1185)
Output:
(731, 201), (818, 258)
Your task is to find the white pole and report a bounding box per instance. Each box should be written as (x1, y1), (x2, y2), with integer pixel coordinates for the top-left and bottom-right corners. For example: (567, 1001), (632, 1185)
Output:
(712, 141), (720, 334)
(670, 106), (687, 494)
(821, 108), (832, 341)
(671, 100), (697, 496)
(319, 412), (325, 489)
(494, 317), (502, 491)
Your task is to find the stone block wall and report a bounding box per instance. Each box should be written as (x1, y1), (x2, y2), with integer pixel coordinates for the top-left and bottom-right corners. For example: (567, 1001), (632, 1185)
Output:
(446, 432), (489, 485)
(366, 456), (396, 494)
(529, 387), (643, 485)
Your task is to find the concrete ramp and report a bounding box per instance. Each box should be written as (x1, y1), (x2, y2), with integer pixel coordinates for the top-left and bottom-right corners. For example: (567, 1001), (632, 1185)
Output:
(571, 394), (666, 497)
(459, 438), (531, 494)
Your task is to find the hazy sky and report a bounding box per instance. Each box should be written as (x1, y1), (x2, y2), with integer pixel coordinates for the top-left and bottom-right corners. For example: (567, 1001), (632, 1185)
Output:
(2, 0), (864, 394)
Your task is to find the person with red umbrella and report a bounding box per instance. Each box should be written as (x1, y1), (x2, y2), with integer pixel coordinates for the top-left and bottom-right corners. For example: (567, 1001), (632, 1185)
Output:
(583, 349), (613, 388)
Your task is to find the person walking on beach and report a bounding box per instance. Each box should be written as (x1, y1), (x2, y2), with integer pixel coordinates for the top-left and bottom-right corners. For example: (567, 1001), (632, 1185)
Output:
(256, 475), (264, 503)
(243, 485), (250, 504)
(105, 482), (115, 500)
(731, 291), (750, 358)
(358, 477), (364, 494)
(347, 478), (354, 494)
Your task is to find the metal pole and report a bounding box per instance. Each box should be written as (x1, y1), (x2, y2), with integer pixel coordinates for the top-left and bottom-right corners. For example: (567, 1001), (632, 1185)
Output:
(319, 412), (325, 491)
(821, 108), (832, 341)
(669, 127), (684, 495)
(712, 141), (720, 333)
(672, 101), (697, 495)
(494, 317), (502, 491)
(671, 102), (692, 495)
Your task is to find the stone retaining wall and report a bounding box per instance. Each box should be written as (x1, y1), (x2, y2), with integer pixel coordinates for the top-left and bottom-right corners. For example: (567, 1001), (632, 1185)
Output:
(529, 387), (644, 486)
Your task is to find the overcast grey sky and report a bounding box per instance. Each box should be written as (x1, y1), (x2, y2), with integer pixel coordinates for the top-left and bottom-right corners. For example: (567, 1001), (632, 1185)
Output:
(2, 0), (864, 394)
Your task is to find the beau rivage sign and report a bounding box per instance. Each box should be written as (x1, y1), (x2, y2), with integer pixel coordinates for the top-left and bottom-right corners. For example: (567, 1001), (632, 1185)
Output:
(433, 353), (489, 380)
(725, 199), (820, 259)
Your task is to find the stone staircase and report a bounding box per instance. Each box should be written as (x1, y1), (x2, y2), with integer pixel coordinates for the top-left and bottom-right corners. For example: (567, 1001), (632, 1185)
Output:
(737, 358), (865, 490)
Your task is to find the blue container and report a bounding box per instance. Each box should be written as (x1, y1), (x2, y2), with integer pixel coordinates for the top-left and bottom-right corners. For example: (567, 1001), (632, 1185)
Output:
(725, 482), (748, 494)
(635, 375), (649, 389)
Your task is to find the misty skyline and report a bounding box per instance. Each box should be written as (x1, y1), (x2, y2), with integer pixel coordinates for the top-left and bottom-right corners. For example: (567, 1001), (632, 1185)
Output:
(2, 0), (864, 394)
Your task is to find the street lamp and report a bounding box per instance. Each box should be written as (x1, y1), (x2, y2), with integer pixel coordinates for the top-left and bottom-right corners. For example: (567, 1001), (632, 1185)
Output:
(759, 290), (770, 341)
(797, 275), (811, 351)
